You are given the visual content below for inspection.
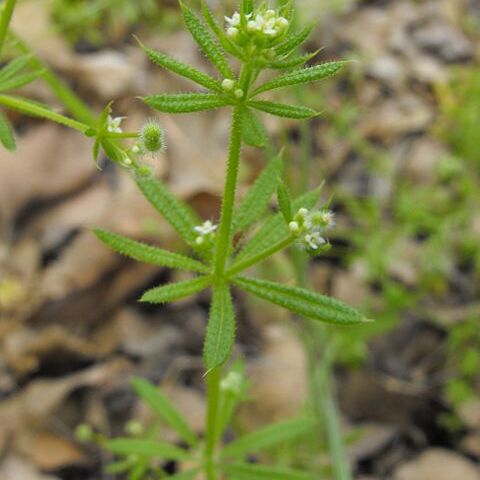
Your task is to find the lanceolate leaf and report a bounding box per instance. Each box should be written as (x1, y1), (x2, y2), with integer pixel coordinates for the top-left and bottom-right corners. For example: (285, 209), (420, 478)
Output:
(0, 110), (15, 150)
(222, 463), (315, 480)
(277, 179), (293, 223)
(141, 43), (222, 92)
(93, 229), (208, 273)
(249, 100), (318, 119)
(267, 51), (319, 70)
(232, 152), (282, 234)
(222, 417), (315, 458)
(204, 283), (236, 370)
(234, 187), (322, 264)
(0, 55), (31, 83)
(242, 107), (268, 147)
(136, 176), (201, 246)
(106, 439), (190, 461)
(0, 71), (42, 92)
(144, 93), (230, 114)
(275, 24), (315, 56)
(234, 276), (370, 325)
(131, 378), (198, 447)
(253, 61), (346, 96)
(180, 2), (233, 78)
(141, 275), (212, 304)
(200, 0), (244, 59)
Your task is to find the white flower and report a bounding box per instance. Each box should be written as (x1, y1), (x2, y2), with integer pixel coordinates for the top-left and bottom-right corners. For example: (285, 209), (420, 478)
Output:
(107, 115), (125, 133)
(224, 12), (241, 27)
(194, 220), (218, 236)
(304, 232), (325, 250)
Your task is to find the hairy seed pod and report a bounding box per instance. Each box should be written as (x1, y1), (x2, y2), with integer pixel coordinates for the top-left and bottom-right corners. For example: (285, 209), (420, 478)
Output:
(139, 119), (165, 153)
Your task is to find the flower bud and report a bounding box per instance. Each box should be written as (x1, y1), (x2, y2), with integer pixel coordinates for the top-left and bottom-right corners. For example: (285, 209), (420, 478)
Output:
(222, 79), (236, 91)
(125, 420), (144, 436)
(75, 424), (93, 442)
(234, 89), (244, 99)
(227, 27), (239, 38)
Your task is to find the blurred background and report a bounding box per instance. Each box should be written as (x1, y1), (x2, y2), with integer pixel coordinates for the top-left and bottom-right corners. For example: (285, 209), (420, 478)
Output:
(0, 0), (479, 479)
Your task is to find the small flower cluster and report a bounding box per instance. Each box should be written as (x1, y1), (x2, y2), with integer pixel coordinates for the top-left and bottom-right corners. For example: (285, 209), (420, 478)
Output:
(106, 115), (125, 134)
(288, 208), (335, 254)
(194, 220), (217, 248)
(225, 8), (289, 45)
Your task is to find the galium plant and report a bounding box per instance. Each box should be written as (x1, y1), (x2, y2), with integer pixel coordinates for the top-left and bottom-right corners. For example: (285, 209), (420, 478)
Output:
(1, 0), (370, 478)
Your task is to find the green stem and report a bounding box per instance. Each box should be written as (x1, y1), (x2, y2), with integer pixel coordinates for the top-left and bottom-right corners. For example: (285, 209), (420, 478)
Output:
(214, 105), (244, 276)
(205, 366), (222, 480)
(0, 94), (91, 133)
(0, 0), (16, 58)
(227, 235), (295, 277)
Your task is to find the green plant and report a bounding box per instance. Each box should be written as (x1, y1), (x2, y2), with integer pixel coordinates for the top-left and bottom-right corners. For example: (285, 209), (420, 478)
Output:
(1, 1), (370, 478)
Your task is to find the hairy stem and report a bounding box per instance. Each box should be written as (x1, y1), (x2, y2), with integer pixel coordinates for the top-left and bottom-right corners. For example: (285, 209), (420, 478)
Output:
(227, 235), (295, 277)
(205, 366), (222, 480)
(0, 0), (16, 58)
(214, 105), (244, 276)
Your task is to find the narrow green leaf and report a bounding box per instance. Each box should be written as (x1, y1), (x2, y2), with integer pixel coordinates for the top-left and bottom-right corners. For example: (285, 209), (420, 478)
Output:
(144, 92), (230, 114)
(249, 100), (317, 119)
(267, 51), (319, 70)
(241, 0), (254, 15)
(106, 439), (190, 461)
(141, 275), (212, 304)
(169, 470), (200, 480)
(222, 417), (315, 458)
(234, 187), (322, 264)
(204, 283), (236, 370)
(180, 2), (233, 78)
(277, 179), (293, 223)
(0, 71), (42, 92)
(0, 94), (90, 133)
(253, 61), (346, 96)
(242, 107), (268, 147)
(0, 109), (15, 150)
(0, 55), (31, 83)
(275, 24), (315, 56)
(234, 276), (370, 325)
(201, 0), (244, 59)
(222, 462), (315, 480)
(93, 229), (208, 273)
(131, 378), (198, 447)
(232, 153), (282, 234)
(136, 176), (201, 246)
(141, 43), (222, 92)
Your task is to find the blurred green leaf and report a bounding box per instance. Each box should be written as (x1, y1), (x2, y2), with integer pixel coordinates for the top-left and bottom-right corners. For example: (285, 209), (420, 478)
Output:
(222, 462), (315, 480)
(106, 439), (190, 461)
(249, 100), (317, 119)
(0, 110), (15, 150)
(144, 93), (230, 113)
(141, 275), (212, 304)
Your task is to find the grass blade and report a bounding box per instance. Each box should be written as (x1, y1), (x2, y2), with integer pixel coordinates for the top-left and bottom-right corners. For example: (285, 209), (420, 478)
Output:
(222, 417), (315, 458)
(234, 276), (370, 326)
(232, 152), (282, 234)
(131, 378), (198, 447)
(136, 176), (202, 246)
(249, 100), (318, 119)
(222, 462), (315, 480)
(180, 2), (233, 78)
(0, 109), (15, 150)
(106, 439), (190, 461)
(93, 229), (208, 273)
(141, 275), (212, 304)
(144, 92), (230, 114)
(140, 42), (222, 93)
(204, 283), (236, 370)
(253, 61), (345, 96)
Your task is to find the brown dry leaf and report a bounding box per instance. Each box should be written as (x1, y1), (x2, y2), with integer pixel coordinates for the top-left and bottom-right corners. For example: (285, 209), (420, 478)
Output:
(241, 324), (307, 429)
(393, 448), (480, 480)
(28, 432), (86, 470)
(0, 359), (131, 454)
(0, 456), (60, 480)
(0, 125), (94, 231)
